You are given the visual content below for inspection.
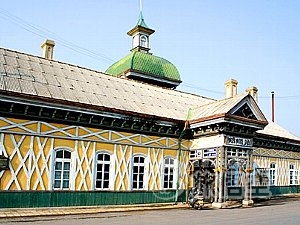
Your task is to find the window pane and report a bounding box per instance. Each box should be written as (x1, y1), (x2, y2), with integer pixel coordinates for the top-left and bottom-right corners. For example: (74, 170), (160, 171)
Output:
(104, 154), (110, 161)
(55, 171), (61, 179)
(104, 164), (110, 171)
(133, 173), (138, 182)
(64, 162), (70, 170)
(63, 171), (70, 179)
(139, 174), (144, 181)
(64, 151), (71, 159)
(133, 181), (137, 189)
(97, 164), (103, 172)
(139, 181), (143, 189)
(96, 172), (102, 179)
(54, 181), (60, 188)
(55, 162), (62, 170)
(56, 151), (63, 158)
(103, 180), (109, 189)
(63, 180), (69, 188)
(140, 167), (144, 174)
(98, 154), (103, 161)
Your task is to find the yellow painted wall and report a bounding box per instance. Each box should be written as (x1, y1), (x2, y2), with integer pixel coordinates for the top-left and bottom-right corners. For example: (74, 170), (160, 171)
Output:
(253, 147), (300, 186)
(0, 117), (189, 191)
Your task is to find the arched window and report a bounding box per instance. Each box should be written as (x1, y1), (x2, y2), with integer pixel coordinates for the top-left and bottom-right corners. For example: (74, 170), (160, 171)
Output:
(53, 149), (72, 190)
(95, 152), (111, 189)
(163, 157), (175, 189)
(269, 163), (277, 186)
(132, 155), (146, 190)
(227, 162), (239, 187)
(140, 35), (147, 48)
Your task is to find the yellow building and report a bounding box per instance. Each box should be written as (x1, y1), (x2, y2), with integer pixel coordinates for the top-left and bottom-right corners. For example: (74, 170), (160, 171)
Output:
(0, 12), (299, 209)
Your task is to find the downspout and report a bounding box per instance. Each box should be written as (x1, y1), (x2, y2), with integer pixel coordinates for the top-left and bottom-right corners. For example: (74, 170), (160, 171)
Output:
(175, 109), (192, 203)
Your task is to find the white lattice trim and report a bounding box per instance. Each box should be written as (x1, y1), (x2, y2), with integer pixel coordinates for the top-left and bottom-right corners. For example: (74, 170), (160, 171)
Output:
(147, 148), (163, 190)
(114, 145), (132, 191)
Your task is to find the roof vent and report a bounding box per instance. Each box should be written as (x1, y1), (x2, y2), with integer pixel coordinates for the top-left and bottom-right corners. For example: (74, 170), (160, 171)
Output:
(41, 39), (55, 60)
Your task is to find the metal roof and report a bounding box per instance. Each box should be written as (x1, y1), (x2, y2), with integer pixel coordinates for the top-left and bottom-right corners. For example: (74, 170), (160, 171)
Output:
(258, 120), (300, 142)
(189, 94), (267, 123)
(0, 47), (213, 121)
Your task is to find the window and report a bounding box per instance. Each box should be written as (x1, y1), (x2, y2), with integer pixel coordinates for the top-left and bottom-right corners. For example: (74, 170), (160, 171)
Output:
(163, 157), (175, 189)
(132, 155), (145, 190)
(227, 163), (239, 187)
(140, 35), (147, 47)
(269, 163), (277, 186)
(95, 152), (111, 189)
(53, 149), (72, 190)
(289, 164), (298, 185)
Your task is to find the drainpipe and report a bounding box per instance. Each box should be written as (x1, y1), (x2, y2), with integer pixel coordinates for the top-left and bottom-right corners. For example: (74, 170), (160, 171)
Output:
(175, 110), (192, 203)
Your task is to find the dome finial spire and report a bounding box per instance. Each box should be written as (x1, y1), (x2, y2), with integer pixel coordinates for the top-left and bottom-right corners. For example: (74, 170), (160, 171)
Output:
(139, 0), (143, 12)
(137, 0), (148, 28)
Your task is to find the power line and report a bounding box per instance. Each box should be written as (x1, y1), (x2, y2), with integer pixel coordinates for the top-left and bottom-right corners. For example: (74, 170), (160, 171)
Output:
(181, 82), (300, 100)
(180, 82), (224, 95)
(0, 8), (115, 64)
(259, 94), (300, 99)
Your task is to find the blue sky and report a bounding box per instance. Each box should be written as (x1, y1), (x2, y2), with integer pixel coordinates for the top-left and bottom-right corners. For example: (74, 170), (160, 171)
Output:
(1, 0), (300, 136)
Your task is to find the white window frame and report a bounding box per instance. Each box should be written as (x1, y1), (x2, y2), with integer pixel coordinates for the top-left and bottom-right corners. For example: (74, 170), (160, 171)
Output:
(131, 154), (148, 190)
(140, 35), (148, 48)
(289, 164), (299, 185)
(52, 148), (73, 190)
(162, 157), (176, 189)
(94, 151), (114, 190)
(269, 163), (277, 186)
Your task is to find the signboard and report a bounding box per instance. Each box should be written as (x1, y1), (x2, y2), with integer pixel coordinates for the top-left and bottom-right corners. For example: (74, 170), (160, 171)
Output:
(226, 136), (253, 147)
(0, 155), (9, 171)
(190, 148), (217, 159)
(203, 148), (217, 158)
(195, 150), (202, 158)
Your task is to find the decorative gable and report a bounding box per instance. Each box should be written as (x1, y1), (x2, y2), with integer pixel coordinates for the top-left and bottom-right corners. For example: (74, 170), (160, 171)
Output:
(189, 94), (268, 131)
(229, 95), (266, 122)
(232, 103), (257, 120)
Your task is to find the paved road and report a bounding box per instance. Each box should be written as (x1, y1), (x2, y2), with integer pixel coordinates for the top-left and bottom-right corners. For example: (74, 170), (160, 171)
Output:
(1, 197), (300, 225)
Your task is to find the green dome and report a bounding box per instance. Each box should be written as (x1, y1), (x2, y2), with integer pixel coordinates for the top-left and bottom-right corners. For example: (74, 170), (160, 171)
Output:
(105, 51), (181, 84)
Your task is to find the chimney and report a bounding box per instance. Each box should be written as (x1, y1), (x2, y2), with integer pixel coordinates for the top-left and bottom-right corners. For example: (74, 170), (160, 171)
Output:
(41, 39), (55, 60)
(225, 79), (238, 98)
(271, 91), (275, 122)
(246, 86), (258, 102)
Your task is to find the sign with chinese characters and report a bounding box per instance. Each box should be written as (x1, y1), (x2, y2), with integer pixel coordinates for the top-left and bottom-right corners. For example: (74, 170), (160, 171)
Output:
(226, 136), (253, 147)
(0, 155), (9, 171)
(203, 148), (217, 158)
(190, 148), (217, 159)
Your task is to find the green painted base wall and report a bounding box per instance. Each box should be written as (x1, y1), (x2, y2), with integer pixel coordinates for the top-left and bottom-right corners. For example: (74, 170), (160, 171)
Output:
(228, 185), (300, 200)
(0, 190), (187, 209)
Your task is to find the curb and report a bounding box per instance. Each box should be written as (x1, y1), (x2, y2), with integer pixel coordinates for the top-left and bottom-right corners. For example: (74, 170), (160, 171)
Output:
(0, 203), (189, 218)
